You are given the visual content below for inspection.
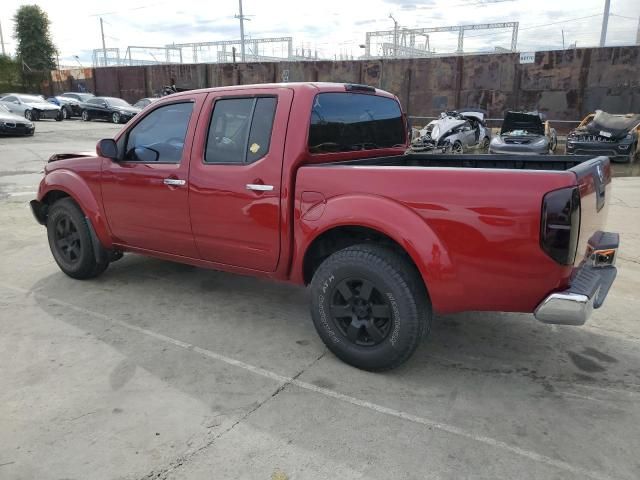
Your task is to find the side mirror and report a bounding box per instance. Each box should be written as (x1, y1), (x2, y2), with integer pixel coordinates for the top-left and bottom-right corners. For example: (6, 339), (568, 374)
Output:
(97, 138), (118, 160)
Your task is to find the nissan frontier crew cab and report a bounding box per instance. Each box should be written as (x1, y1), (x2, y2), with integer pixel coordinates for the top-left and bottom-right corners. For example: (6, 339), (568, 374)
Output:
(31, 82), (619, 371)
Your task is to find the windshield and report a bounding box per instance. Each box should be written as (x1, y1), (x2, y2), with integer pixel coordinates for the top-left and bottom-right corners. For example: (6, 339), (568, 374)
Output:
(106, 98), (131, 107)
(18, 95), (48, 104)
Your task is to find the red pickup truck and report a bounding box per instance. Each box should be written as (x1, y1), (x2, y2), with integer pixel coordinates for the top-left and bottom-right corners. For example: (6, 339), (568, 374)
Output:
(31, 82), (619, 371)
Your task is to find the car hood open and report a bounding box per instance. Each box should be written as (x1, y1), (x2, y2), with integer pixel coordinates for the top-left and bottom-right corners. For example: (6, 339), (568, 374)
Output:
(582, 110), (640, 140)
(501, 111), (544, 136)
(420, 117), (467, 142)
(48, 151), (96, 163)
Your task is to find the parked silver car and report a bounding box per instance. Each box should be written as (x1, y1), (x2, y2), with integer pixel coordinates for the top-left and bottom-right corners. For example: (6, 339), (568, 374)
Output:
(489, 111), (557, 154)
(411, 110), (491, 153)
(0, 93), (62, 121)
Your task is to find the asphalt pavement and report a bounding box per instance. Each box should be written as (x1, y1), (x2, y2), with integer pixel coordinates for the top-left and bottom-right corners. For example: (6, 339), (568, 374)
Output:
(1, 119), (639, 480)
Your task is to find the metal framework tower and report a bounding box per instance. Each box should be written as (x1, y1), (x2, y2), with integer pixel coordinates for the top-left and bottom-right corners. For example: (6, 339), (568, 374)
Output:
(365, 22), (519, 58)
(168, 37), (294, 64)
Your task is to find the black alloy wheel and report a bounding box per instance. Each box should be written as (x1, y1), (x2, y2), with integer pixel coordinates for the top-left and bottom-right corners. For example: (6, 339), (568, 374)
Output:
(310, 244), (432, 371)
(53, 214), (82, 264)
(330, 278), (393, 346)
(46, 198), (109, 279)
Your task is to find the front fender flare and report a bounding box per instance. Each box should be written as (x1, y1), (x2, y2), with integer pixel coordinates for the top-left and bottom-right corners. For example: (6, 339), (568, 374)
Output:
(294, 193), (457, 313)
(38, 169), (113, 249)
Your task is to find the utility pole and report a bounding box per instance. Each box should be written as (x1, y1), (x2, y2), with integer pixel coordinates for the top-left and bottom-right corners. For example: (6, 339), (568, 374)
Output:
(236, 0), (246, 62)
(100, 17), (108, 66)
(0, 20), (6, 56)
(562, 29), (565, 49)
(389, 14), (398, 57)
(599, 0), (610, 47)
(636, 16), (640, 45)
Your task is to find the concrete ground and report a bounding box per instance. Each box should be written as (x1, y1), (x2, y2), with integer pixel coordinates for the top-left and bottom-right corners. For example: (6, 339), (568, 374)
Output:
(1, 120), (639, 480)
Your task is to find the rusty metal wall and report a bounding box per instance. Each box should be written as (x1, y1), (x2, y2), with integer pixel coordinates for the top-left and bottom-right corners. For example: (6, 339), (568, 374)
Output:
(47, 46), (640, 119)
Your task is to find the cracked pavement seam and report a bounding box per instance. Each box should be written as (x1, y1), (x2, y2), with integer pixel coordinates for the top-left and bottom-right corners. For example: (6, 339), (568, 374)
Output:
(138, 351), (327, 480)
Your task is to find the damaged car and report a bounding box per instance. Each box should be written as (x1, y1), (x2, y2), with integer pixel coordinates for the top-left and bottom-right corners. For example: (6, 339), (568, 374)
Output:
(566, 110), (640, 162)
(0, 93), (63, 121)
(411, 110), (491, 153)
(489, 111), (557, 154)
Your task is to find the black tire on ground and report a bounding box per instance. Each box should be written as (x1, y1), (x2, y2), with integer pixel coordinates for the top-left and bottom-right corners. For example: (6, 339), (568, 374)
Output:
(310, 244), (431, 371)
(55, 110), (63, 121)
(46, 198), (109, 279)
(81, 110), (90, 121)
(111, 112), (120, 124)
(451, 141), (464, 154)
(61, 107), (69, 120)
(25, 109), (33, 121)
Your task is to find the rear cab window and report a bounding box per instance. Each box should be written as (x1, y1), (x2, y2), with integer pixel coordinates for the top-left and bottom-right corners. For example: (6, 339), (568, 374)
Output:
(308, 92), (405, 154)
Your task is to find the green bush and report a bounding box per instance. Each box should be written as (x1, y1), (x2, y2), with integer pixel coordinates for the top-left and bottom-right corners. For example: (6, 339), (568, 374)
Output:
(0, 55), (23, 93)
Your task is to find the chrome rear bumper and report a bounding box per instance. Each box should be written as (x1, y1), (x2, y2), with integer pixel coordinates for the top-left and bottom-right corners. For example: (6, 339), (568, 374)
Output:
(535, 231), (619, 326)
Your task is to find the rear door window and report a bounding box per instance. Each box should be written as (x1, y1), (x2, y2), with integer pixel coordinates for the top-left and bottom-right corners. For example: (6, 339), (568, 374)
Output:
(205, 96), (277, 164)
(308, 93), (405, 153)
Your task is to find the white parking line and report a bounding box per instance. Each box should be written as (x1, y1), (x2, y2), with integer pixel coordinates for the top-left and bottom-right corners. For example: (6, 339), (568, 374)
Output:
(6, 191), (37, 197)
(0, 282), (618, 480)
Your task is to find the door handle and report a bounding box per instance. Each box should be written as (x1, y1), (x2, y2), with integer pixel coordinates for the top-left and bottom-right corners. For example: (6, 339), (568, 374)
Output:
(246, 184), (274, 191)
(164, 178), (186, 186)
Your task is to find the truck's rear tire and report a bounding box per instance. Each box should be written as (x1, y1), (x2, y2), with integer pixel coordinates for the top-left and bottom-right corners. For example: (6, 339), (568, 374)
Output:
(310, 244), (431, 371)
(46, 198), (109, 279)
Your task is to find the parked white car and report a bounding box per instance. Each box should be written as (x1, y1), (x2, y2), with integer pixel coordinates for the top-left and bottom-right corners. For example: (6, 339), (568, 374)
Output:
(0, 93), (62, 121)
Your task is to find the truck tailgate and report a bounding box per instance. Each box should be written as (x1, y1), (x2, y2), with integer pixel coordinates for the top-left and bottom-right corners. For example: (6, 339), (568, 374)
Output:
(570, 155), (612, 266)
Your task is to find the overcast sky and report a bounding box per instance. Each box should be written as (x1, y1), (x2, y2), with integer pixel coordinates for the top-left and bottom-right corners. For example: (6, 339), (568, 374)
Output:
(1, 0), (639, 66)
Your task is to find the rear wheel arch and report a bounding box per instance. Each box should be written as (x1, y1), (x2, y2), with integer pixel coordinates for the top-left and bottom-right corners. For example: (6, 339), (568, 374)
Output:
(296, 194), (453, 313)
(302, 225), (432, 305)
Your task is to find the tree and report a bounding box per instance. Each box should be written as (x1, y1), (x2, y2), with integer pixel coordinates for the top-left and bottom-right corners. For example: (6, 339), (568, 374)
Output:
(13, 5), (56, 72)
(0, 54), (21, 92)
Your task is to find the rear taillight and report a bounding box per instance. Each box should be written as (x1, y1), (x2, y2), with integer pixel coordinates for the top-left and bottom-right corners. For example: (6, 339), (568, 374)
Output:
(541, 187), (580, 265)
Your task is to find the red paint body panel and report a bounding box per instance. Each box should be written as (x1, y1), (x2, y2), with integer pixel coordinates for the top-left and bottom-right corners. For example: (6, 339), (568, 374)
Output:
(292, 167), (577, 313)
(35, 82), (610, 316)
(188, 88), (293, 271)
(101, 93), (207, 257)
(39, 157), (114, 249)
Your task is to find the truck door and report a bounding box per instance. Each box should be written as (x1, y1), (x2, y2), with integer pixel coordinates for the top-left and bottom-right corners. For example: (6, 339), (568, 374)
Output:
(101, 95), (204, 257)
(188, 88), (293, 272)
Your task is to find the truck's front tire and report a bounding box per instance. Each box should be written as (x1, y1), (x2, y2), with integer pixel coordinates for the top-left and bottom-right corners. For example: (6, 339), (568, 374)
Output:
(46, 198), (109, 279)
(310, 244), (431, 371)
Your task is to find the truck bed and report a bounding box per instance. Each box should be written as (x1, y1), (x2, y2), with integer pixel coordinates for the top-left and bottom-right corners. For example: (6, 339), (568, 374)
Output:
(319, 153), (598, 171)
(296, 151), (611, 315)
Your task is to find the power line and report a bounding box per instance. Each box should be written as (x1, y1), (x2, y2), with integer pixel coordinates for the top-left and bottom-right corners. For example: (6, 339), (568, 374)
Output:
(610, 13), (639, 21)
(464, 13), (603, 40)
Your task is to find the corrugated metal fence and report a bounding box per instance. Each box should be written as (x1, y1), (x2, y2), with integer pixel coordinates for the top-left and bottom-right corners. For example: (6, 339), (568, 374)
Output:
(43, 46), (640, 121)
